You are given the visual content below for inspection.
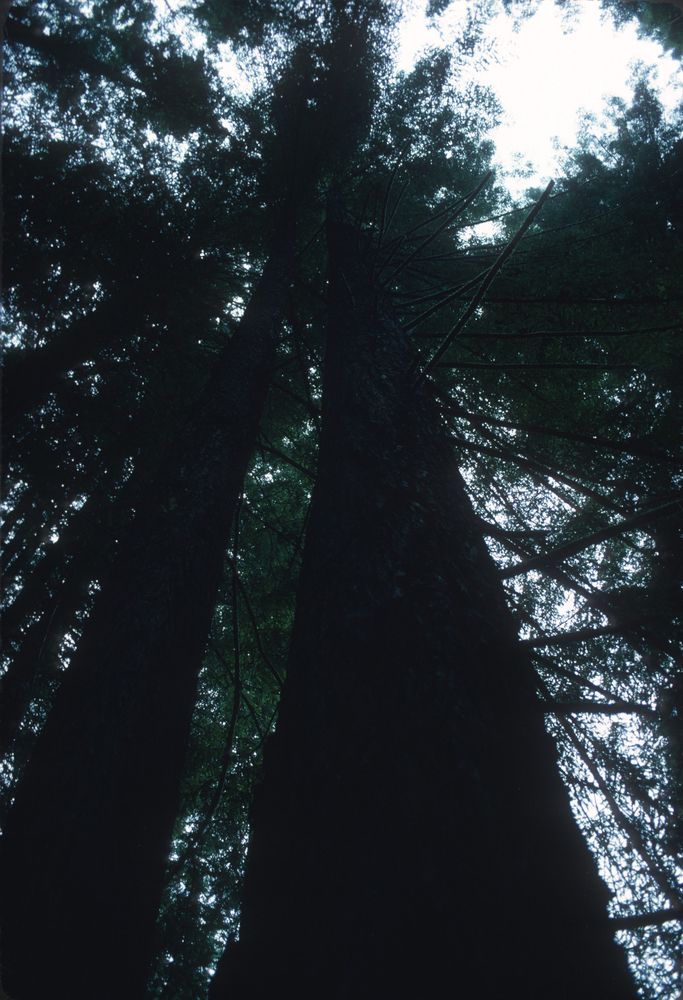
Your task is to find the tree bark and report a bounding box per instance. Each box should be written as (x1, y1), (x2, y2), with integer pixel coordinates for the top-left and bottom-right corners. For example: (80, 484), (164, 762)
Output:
(0, 231), (294, 1000)
(1, 5), (385, 991)
(210, 205), (636, 999)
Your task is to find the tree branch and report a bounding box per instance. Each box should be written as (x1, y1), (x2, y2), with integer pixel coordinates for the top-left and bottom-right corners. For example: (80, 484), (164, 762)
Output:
(402, 269), (488, 334)
(436, 361), (638, 372)
(522, 625), (625, 647)
(533, 654), (651, 710)
(165, 499), (243, 882)
(236, 576), (284, 691)
(6, 17), (144, 91)
(452, 434), (627, 515)
(501, 499), (682, 580)
(381, 171), (492, 286)
(543, 699), (658, 721)
(454, 322), (682, 340)
(537, 676), (682, 911)
(444, 400), (672, 459)
(610, 908), (683, 931)
(417, 180), (554, 382)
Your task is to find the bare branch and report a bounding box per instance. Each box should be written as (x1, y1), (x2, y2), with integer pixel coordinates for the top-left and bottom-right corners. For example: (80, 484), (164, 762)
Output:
(436, 361), (638, 373)
(165, 500), (244, 881)
(417, 180), (554, 382)
(455, 323), (682, 340)
(537, 676), (682, 911)
(610, 908), (683, 931)
(237, 577), (284, 691)
(452, 434), (627, 515)
(543, 700), (659, 721)
(381, 171), (492, 286)
(501, 499), (682, 580)
(522, 625), (624, 647)
(444, 400), (672, 460)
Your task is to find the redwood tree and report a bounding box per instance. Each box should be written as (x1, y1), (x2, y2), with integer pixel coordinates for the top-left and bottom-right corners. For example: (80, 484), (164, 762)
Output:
(0, 5), (389, 997)
(209, 199), (637, 999)
(2, 3), (680, 998)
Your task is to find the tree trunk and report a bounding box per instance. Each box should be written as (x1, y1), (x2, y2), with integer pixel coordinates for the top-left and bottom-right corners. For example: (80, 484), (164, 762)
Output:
(0, 231), (295, 1000)
(1, 2), (385, 985)
(210, 205), (636, 999)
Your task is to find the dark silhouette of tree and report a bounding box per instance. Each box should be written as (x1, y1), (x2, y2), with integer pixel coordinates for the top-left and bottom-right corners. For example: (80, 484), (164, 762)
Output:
(1, 3), (681, 998)
(207, 194), (635, 999)
(1, 3), (392, 996)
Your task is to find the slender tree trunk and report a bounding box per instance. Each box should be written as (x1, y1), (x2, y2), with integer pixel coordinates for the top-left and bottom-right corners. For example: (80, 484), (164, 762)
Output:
(210, 205), (636, 999)
(0, 228), (295, 1000)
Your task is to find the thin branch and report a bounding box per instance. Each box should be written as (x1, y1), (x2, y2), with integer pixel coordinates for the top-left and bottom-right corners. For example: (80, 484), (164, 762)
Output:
(378, 149), (408, 245)
(537, 676), (682, 911)
(6, 18), (145, 91)
(417, 180), (554, 382)
(519, 625), (625, 647)
(444, 400), (672, 460)
(384, 189), (483, 251)
(436, 361), (639, 372)
(258, 434), (315, 480)
(381, 172), (492, 287)
(271, 380), (321, 422)
(477, 486), (595, 601)
(522, 625), (624, 647)
(467, 420), (629, 513)
(402, 269), (488, 334)
(610, 908), (683, 931)
(378, 163), (399, 244)
(165, 500), (244, 881)
(479, 519), (548, 541)
(452, 434), (627, 516)
(381, 177), (410, 245)
(209, 641), (264, 738)
(455, 294), (683, 306)
(296, 221), (325, 259)
(533, 654), (650, 708)
(501, 499), (682, 580)
(236, 576), (284, 691)
(463, 444), (584, 519)
(543, 700), (659, 721)
(396, 281), (466, 308)
(456, 322), (682, 340)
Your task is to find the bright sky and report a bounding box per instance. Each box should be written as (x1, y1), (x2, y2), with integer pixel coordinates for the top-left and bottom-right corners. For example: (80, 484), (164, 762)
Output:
(396, 0), (682, 197)
(154, 0), (682, 198)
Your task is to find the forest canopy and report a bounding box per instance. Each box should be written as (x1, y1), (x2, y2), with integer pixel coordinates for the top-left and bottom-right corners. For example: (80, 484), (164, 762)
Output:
(1, 1), (682, 998)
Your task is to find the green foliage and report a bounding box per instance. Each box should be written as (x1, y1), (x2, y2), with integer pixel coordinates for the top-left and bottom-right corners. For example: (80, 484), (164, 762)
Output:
(598, 0), (683, 58)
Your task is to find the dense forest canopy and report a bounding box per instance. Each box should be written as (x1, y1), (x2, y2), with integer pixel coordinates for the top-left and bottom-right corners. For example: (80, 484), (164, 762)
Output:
(1, 1), (681, 998)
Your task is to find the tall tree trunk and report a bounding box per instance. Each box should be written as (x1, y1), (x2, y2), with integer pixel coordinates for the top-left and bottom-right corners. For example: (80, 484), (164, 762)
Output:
(0, 228), (295, 1000)
(1, 7), (385, 992)
(210, 205), (636, 999)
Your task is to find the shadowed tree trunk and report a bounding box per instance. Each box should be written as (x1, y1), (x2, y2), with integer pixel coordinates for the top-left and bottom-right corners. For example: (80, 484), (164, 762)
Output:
(0, 8), (387, 995)
(209, 202), (636, 999)
(0, 221), (301, 1000)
